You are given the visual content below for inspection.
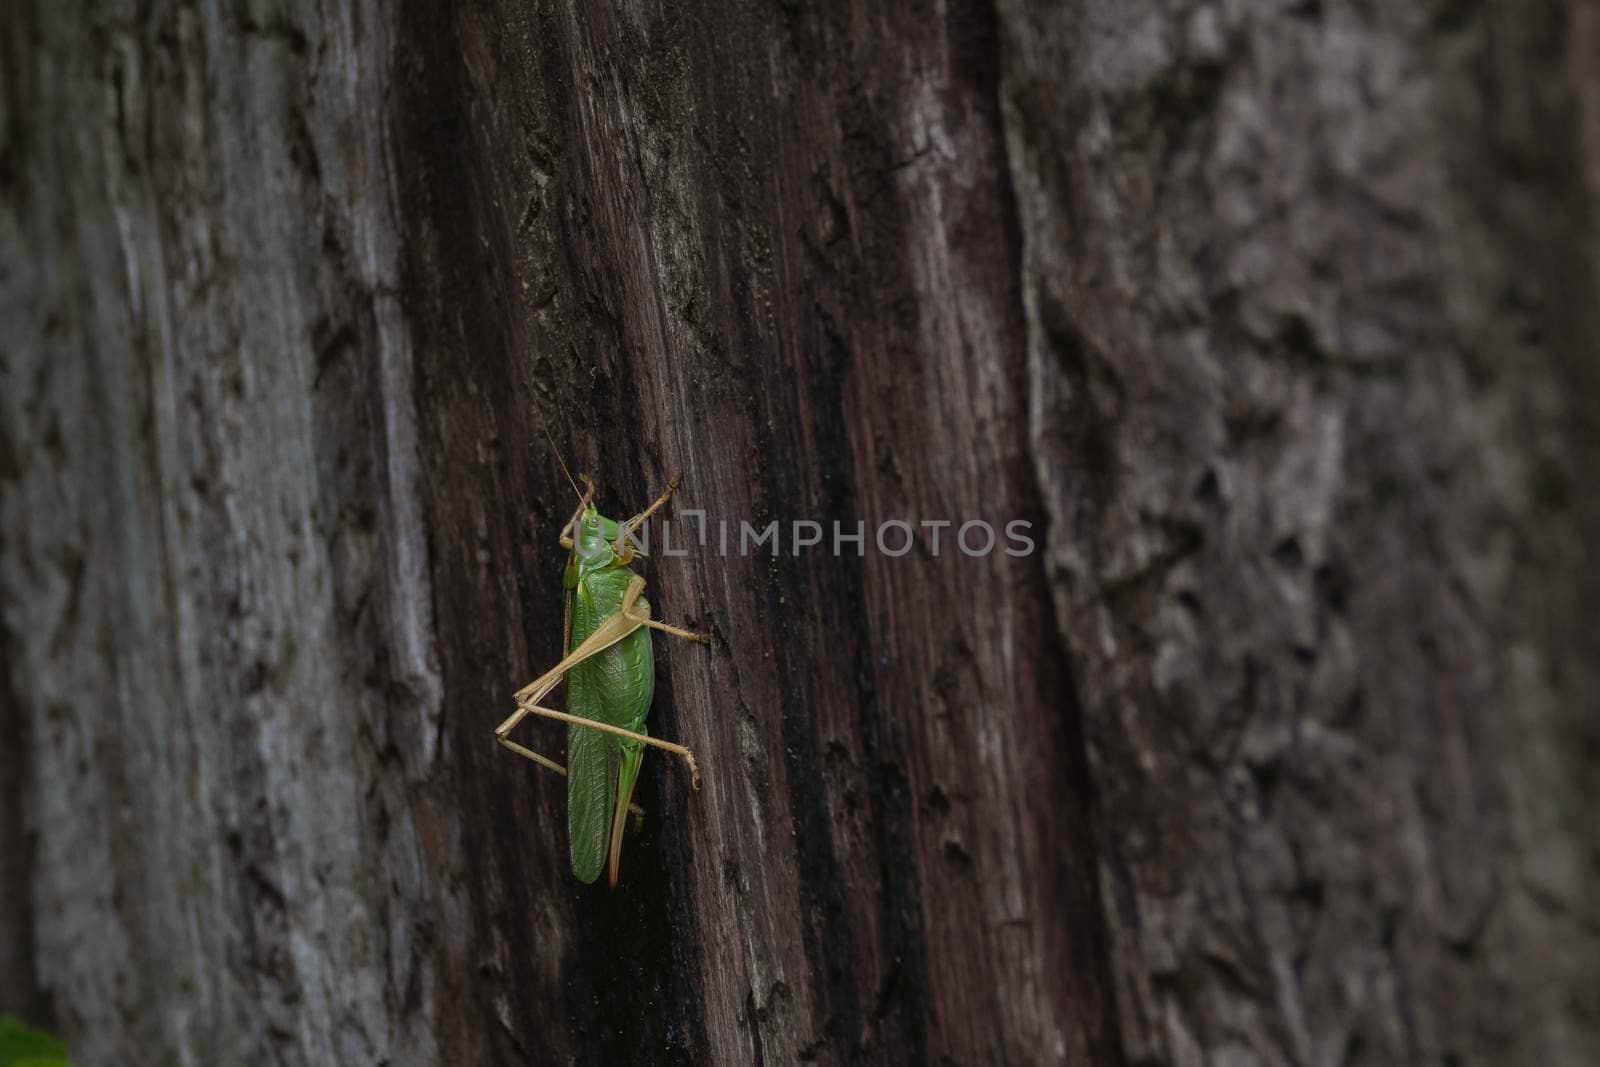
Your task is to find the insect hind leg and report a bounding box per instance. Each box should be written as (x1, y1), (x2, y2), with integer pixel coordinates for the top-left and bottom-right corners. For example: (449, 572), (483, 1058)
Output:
(497, 697), (701, 790)
(494, 717), (646, 816)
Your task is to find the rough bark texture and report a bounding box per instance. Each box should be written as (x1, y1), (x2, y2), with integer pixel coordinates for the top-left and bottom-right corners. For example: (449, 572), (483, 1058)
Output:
(1, 2), (1596, 1066)
(1002, 4), (1600, 1064)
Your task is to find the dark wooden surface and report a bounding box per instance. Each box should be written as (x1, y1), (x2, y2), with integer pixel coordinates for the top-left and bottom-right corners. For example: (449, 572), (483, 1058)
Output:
(2, 1), (1598, 1065)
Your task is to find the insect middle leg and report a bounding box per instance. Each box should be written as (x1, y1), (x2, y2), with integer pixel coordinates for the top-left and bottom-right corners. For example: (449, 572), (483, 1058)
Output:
(633, 616), (708, 643)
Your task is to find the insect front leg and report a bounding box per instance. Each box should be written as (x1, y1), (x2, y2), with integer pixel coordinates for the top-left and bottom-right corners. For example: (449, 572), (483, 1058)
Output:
(613, 472), (682, 559)
(557, 474), (596, 550)
(623, 471), (682, 530)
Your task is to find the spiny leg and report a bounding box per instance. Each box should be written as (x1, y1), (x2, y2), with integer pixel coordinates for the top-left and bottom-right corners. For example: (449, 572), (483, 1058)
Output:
(614, 472), (682, 557)
(497, 736), (568, 776)
(495, 734), (644, 816)
(616, 477), (713, 648)
(562, 578), (574, 662)
(624, 471), (682, 529)
(558, 474), (596, 550)
(558, 476), (591, 654)
(497, 574), (706, 788)
(631, 613), (710, 644)
(500, 697), (701, 791)
(506, 472), (589, 781)
(510, 582), (653, 702)
(497, 580), (662, 800)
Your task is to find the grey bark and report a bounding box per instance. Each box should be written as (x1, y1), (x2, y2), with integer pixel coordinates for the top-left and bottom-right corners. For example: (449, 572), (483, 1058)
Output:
(1003, 4), (1600, 1064)
(1, 2), (1596, 1066)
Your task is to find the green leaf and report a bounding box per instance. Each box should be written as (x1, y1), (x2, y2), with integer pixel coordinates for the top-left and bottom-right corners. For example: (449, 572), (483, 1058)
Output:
(0, 1015), (68, 1067)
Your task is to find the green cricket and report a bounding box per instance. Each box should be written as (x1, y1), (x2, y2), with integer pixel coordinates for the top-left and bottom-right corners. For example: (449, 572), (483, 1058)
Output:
(494, 459), (708, 887)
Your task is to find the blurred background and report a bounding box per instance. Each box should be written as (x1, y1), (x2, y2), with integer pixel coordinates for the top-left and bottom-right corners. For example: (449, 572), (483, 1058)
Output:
(2, 2), (1598, 1064)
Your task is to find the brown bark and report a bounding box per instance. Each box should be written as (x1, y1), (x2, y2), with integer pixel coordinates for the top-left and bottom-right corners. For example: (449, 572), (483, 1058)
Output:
(2, 1), (1596, 1066)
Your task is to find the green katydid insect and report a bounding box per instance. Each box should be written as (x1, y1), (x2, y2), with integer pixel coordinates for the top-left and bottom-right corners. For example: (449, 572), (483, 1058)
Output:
(494, 466), (708, 886)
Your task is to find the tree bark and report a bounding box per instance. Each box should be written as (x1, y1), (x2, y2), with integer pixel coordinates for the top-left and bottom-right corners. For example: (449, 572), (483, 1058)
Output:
(2, 2), (1596, 1066)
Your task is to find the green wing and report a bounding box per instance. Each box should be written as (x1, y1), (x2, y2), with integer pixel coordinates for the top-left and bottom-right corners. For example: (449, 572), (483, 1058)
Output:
(566, 576), (656, 884)
(565, 661), (616, 884)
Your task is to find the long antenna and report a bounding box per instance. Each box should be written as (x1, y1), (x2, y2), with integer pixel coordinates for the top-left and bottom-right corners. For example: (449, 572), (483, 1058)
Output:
(540, 424), (583, 503)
